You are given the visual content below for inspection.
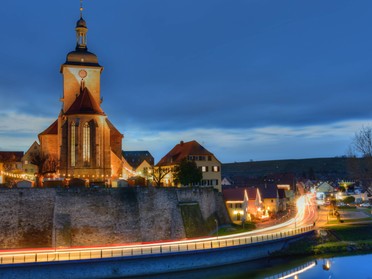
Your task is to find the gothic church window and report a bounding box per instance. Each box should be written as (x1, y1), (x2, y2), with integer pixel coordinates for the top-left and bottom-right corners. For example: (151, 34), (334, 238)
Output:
(71, 121), (76, 167)
(96, 123), (100, 167)
(83, 122), (91, 166)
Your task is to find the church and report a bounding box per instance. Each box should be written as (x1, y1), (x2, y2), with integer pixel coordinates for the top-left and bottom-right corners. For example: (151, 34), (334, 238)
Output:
(38, 6), (123, 184)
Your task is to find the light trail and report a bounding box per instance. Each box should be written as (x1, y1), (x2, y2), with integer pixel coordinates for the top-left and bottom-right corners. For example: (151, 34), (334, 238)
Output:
(0, 193), (316, 263)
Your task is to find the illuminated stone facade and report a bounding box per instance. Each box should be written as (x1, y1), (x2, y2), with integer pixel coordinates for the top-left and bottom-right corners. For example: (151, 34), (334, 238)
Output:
(39, 14), (123, 184)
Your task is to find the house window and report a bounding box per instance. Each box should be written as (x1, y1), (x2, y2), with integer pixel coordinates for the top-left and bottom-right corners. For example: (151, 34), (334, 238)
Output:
(201, 166), (208, 172)
(271, 199), (274, 203)
(188, 155), (195, 161)
(208, 156), (212, 161)
(83, 122), (91, 166)
(212, 166), (220, 172)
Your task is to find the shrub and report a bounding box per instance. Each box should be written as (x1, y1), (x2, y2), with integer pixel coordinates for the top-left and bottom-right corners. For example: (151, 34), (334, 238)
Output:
(343, 196), (355, 204)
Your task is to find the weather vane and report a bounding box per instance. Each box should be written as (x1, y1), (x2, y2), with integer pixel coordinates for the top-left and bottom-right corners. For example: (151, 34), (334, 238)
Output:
(80, 0), (84, 18)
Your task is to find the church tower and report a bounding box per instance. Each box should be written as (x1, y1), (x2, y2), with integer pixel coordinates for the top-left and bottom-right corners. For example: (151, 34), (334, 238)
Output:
(60, 12), (102, 113)
(39, 2), (123, 185)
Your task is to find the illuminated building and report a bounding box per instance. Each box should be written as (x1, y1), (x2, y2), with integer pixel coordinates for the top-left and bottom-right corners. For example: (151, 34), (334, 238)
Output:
(222, 187), (262, 222)
(0, 152), (24, 184)
(122, 151), (154, 181)
(38, 4), (123, 184)
(156, 140), (221, 191)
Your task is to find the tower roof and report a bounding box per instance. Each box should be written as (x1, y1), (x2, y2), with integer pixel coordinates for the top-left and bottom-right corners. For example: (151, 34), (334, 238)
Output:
(61, 2), (102, 69)
(76, 17), (87, 28)
(65, 87), (105, 115)
(64, 49), (100, 67)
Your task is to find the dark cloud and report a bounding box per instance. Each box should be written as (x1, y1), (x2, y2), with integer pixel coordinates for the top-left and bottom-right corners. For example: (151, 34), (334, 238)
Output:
(0, 0), (371, 161)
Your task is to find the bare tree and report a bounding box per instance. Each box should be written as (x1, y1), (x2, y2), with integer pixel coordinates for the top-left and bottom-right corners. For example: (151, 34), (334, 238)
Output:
(30, 153), (59, 187)
(351, 126), (372, 157)
(349, 126), (372, 186)
(151, 166), (172, 186)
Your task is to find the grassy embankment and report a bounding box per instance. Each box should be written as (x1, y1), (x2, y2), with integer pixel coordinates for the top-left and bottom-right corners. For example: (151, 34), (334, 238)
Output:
(215, 223), (256, 236)
(273, 224), (372, 257)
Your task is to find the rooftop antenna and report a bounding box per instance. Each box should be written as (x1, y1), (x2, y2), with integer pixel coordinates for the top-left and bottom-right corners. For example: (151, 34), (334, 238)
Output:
(80, 0), (84, 18)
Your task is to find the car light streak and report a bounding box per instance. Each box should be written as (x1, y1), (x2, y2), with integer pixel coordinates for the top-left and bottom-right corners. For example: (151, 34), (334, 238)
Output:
(0, 193), (316, 264)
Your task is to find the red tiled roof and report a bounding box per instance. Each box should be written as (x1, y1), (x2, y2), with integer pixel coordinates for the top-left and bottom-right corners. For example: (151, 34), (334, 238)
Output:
(247, 187), (258, 200)
(122, 151), (154, 169)
(222, 187), (257, 201)
(39, 119), (58, 136)
(65, 87), (105, 115)
(258, 184), (278, 199)
(156, 140), (214, 166)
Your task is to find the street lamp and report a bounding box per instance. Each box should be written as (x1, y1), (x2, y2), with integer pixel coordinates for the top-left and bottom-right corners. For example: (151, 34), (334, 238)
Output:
(214, 219), (218, 239)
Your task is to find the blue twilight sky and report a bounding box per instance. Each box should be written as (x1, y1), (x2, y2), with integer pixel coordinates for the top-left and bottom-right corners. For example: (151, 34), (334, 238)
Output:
(0, 0), (371, 163)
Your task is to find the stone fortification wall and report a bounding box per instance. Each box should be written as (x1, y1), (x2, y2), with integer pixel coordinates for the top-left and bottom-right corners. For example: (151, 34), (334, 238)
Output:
(0, 187), (229, 249)
(0, 189), (55, 248)
(176, 187), (230, 223)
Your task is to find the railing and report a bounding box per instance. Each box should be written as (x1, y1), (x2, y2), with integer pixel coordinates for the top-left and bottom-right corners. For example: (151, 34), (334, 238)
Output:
(264, 260), (317, 279)
(0, 225), (314, 265)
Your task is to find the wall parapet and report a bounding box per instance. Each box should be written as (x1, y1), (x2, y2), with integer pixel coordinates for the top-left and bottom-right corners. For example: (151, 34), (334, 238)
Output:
(0, 225), (315, 279)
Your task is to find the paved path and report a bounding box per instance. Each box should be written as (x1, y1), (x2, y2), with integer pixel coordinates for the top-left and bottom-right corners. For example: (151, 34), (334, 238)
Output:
(316, 205), (372, 227)
(340, 210), (369, 220)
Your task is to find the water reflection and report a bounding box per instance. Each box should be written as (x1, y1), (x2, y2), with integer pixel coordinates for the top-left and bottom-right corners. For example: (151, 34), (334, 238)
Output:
(133, 257), (316, 279)
(322, 259), (331, 271)
(265, 260), (316, 279)
(131, 253), (372, 279)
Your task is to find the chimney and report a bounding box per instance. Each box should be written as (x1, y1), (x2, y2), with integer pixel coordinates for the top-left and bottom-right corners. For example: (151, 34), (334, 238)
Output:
(180, 141), (184, 145)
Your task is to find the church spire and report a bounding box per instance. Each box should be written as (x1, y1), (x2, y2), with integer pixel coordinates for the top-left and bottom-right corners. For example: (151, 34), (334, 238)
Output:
(76, 0), (88, 50)
(80, 0), (84, 18)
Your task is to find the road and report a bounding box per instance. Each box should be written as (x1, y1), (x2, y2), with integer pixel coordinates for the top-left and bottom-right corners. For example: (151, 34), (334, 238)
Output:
(0, 193), (317, 264)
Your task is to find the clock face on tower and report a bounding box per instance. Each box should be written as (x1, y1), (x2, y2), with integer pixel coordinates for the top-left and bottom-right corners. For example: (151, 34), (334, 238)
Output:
(79, 69), (88, 79)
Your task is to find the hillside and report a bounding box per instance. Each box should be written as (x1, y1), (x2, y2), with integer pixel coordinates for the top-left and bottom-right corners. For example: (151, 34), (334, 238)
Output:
(222, 157), (358, 180)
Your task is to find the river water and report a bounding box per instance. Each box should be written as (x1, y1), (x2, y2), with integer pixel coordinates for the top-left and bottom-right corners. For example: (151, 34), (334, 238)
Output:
(135, 253), (372, 279)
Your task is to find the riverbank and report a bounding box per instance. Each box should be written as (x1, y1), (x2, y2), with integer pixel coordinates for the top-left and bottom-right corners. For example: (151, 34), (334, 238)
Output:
(272, 223), (372, 257)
